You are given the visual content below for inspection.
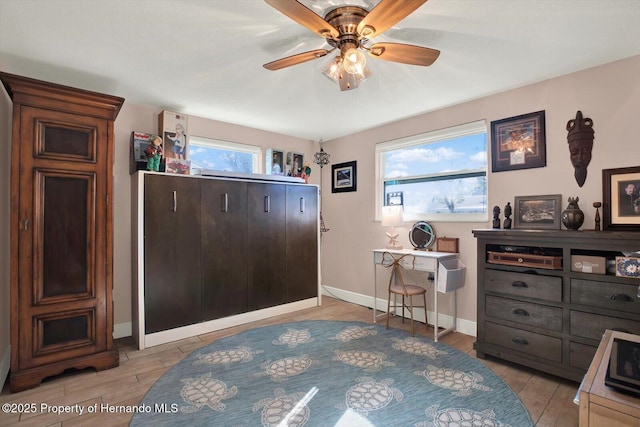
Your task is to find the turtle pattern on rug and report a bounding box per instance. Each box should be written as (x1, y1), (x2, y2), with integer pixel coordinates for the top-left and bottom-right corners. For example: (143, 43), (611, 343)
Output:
(130, 321), (534, 426)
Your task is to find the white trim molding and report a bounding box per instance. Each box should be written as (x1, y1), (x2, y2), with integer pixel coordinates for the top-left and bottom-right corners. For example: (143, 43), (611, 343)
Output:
(321, 285), (476, 338)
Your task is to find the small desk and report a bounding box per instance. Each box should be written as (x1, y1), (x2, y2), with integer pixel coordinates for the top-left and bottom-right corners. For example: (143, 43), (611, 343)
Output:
(372, 248), (459, 342)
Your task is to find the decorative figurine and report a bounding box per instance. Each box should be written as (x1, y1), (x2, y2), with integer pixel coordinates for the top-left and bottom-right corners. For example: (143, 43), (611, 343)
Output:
(593, 202), (601, 231)
(503, 202), (512, 229)
(561, 197), (585, 230)
(566, 111), (594, 187)
(301, 161), (312, 184)
(492, 205), (501, 229)
(145, 135), (163, 171)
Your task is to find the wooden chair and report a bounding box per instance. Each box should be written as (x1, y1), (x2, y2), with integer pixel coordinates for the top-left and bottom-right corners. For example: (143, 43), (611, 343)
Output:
(383, 252), (428, 336)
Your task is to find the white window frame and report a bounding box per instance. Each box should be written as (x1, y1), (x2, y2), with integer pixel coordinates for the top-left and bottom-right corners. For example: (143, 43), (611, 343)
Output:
(375, 120), (488, 223)
(189, 136), (262, 174)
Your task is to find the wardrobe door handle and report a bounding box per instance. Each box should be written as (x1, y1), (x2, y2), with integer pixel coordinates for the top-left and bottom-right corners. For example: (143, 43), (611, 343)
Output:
(23, 219), (29, 230)
(221, 193), (228, 213)
(264, 195), (271, 213)
(172, 191), (177, 212)
(512, 308), (530, 317)
(300, 197), (305, 213)
(512, 337), (529, 346)
(512, 281), (528, 288)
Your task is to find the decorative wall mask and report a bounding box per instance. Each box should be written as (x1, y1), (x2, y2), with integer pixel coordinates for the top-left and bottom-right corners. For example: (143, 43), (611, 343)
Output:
(566, 111), (594, 187)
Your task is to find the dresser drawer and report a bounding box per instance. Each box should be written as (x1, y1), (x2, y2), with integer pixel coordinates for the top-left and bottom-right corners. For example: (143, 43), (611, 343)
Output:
(485, 322), (562, 362)
(570, 311), (640, 340)
(484, 269), (562, 302)
(486, 295), (562, 332)
(571, 278), (639, 313)
(569, 341), (598, 371)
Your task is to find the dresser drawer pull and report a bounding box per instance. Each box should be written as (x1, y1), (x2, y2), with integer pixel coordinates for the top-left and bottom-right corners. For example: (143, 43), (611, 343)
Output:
(512, 308), (530, 317)
(610, 293), (634, 302)
(512, 337), (529, 346)
(512, 281), (528, 288)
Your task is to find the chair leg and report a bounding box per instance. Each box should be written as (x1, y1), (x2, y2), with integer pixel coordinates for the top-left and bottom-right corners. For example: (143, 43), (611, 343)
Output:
(422, 292), (428, 333)
(408, 295), (415, 336)
(386, 292), (392, 330)
(401, 295), (405, 324)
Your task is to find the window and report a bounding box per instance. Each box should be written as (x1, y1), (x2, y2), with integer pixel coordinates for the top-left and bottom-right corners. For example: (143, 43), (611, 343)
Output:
(375, 120), (488, 222)
(188, 136), (262, 174)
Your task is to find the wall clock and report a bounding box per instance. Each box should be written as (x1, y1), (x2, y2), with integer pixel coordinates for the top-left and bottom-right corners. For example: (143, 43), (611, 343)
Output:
(409, 221), (435, 250)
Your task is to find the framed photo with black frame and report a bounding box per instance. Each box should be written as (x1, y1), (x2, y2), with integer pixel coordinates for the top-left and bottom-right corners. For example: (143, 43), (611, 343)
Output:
(332, 161), (357, 193)
(513, 194), (562, 229)
(602, 166), (640, 231)
(491, 110), (546, 172)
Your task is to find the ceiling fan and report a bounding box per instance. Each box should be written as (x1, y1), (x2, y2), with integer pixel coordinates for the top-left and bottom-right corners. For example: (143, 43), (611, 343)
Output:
(263, 0), (440, 91)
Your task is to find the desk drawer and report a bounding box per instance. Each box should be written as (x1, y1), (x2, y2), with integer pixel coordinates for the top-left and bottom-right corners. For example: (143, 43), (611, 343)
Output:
(486, 295), (562, 332)
(485, 321), (562, 362)
(484, 269), (562, 302)
(570, 311), (640, 340)
(571, 278), (639, 313)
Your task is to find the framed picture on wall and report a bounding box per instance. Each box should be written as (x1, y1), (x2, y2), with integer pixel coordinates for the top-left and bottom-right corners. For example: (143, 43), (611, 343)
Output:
(491, 110), (546, 172)
(332, 161), (357, 193)
(603, 166), (640, 231)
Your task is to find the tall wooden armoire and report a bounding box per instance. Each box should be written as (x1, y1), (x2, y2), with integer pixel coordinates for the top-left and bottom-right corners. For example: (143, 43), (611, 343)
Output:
(0, 72), (124, 392)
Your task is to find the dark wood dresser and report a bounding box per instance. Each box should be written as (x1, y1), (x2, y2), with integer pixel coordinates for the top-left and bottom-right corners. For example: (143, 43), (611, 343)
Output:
(473, 229), (640, 382)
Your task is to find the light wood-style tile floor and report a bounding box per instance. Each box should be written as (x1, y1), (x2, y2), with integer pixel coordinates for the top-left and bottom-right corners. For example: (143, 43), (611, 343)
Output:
(0, 297), (579, 426)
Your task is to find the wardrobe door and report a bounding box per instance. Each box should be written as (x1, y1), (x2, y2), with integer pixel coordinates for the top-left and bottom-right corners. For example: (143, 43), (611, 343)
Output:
(247, 182), (286, 310)
(144, 174), (201, 333)
(286, 185), (318, 302)
(201, 179), (248, 320)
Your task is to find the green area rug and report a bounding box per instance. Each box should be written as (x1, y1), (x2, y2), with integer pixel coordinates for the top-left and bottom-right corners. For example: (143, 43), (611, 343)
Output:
(130, 320), (533, 426)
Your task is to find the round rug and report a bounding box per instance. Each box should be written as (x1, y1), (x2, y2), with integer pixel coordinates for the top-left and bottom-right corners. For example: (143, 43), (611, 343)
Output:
(130, 320), (533, 426)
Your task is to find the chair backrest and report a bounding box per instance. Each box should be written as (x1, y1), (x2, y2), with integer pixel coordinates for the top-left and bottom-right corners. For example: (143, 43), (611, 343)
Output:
(382, 252), (416, 293)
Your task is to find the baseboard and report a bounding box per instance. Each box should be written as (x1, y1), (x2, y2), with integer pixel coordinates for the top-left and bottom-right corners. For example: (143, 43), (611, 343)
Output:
(0, 345), (9, 388)
(114, 322), (132, 339)
(321, 284), (476, 337)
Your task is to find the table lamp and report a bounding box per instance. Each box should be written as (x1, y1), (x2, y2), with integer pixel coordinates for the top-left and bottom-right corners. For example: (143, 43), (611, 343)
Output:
(381, 205), (404, 250)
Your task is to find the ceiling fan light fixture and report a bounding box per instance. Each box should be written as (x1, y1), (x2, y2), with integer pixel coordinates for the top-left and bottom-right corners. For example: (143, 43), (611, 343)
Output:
(322, 56), (343, 83)
(342, 47), (366, 74)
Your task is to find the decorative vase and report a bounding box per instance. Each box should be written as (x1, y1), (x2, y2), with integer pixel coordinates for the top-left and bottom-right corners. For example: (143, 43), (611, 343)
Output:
(562, 197), (584, 230)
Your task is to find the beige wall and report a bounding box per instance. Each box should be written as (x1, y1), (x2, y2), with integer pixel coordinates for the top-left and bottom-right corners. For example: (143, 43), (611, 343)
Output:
(320, 55), (640, 332)
(0, 77), (12, 381)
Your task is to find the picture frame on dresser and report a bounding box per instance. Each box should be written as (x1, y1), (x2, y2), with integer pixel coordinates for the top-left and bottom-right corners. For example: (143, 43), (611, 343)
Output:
(602, 166), (640, 231)
(513, 194), (562, 229)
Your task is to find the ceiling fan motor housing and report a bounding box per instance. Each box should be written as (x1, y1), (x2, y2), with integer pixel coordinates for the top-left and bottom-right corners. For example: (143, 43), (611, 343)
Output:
(324, 6), (369, 50)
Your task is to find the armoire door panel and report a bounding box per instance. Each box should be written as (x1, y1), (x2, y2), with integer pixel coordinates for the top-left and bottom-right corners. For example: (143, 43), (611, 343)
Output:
(247, 182), (286, 310)
(41, 122), (96, 160)
(35, 309), (95, 353)
(25, 106), (102, 163)
(38, 171), (95, 301)
(144, 174), (202, 333)
(201, 179), (248, 321)
(285, 186), (318, 302)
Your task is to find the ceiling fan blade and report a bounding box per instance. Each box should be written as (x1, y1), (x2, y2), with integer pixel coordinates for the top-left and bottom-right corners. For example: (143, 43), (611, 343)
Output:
(263, 49), (329, 70)
(265, 0), (339, 39)
(369, 42), (440, 66)
(357, 0), (427, 39)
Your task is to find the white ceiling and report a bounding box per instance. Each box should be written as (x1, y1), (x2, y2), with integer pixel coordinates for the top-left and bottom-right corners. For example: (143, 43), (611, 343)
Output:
(1, 0), (639, 141)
